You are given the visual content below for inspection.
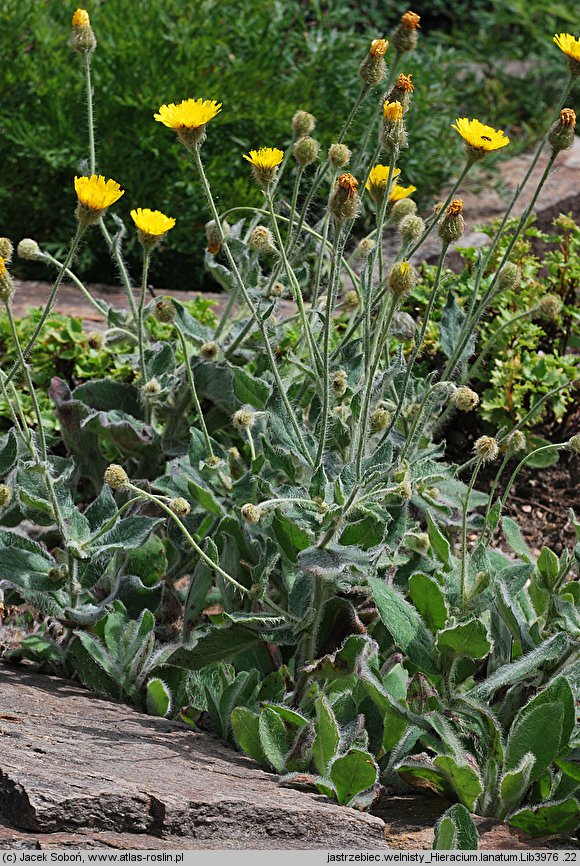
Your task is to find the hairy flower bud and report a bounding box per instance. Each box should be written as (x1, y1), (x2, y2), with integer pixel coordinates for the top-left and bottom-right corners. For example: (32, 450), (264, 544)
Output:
(292, 110), (316, 137)
(200, 341), (219, 360)
(17, 238), (43, 261)
(241, 503), (261, 524)
(0, 239), (13, 262)
(395, 479), (413, 500)
(71, 8), (97, 55)
(104, 464), (129, 490)
(439, 199), (465, 245)
(249, 226), (277, 255)
(359, 38), (389, 87)
(142, 378), (161, 396)
(387, 261), (416, 298)
(270, 281), (285, 298)
(86, 330), (105, 350)
(153, 297), (175, 323)
(233, 408), (255, 430)
(474, 436), (499, 463)
(343, 290), (359, 311)
(356, 236), (375, 260)
(452, 385), (480, 412)
(567, 434), (580, 454)
(385, 73), (415, 112)
(391, 198), (417, 223)
(391, 311), (416, 341)
(497, 262), (522, 293)
(293, 136), (320, 167)
(0, 484), (12, 508)
(170, 497), (191, 517)
(392, 10), (420, 54)
(504, 430), (526, 455)
(370, 407), (391, 433)
(536, 293), (563, 320)
(328, 142), (352, 169)
(329, 173), (360, 223)
(398, 214), (425, 244)
(205, 219), (229, 255)
(381, 100), (407, 152)
(549, 108), (576, 154)
(331, 370), (348, 398)
(0, 259), (14, 304)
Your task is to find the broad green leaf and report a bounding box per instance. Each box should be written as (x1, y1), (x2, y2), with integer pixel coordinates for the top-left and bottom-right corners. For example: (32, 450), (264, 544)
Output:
(500, 753), (535, 817)
(426, 511), (450, 567)
(0, 428), (17, 475)
(88, 516), (162, 555)
(436, 618), (492, 660)
(218, 670), (260, 741)
(505, 702), (563, 784)
(168, 625), (264, 670)
(469, 632), (568, 701)
(409, 572), (448, 633)
(260, 704), (309, 729)
(502, 517), (534, 563)
(536, 546), (559, 589)
(509, 799), (580, 837)
(434, 756), (483, 811)
(146, 678), (173, 717)
(258, 707), (289, 773)
(272, 510), (312, 562)
(329, 749), (378, 806)
(231, 707), (267, 766)
(518, 676), (575, 754)
(187, 479), (223, 516)
(369, 578), (439, 675)
(434, 804), (479, 850)
(396, 759), (454, 798)
(231, 365), (270, 408)
(312, 695), (340, 776)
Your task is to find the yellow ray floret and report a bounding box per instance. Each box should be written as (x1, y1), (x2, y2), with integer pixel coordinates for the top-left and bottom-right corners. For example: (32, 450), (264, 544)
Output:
(554, 33), (580, 63)
(452, 118), (509, 152)
(366, 165), (401, 191)
(390, 183), (416, 202)
(130, 208), (176, 236)
(384, 101), (404, 122)
(74, 175), (124, 211)
(154, 99), (222, 130)
(0, 258), (7, 276)
(72, 8), (90, 27)
(243, 147), (284, 170)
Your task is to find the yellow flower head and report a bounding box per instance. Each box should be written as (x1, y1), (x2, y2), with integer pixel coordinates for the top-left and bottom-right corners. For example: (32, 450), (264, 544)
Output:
(390, 183), (416, 203)
(401, 11), (421, 30)
(384, 101), (404, 122)
(74, 175), (124, 225)
(154, 99), (222, 146)
(396, 73), (414, 93)
(366, 165), (401, 193)
(0, 257), (7, 277)
(560, 108), (576, 126)
(131, 208), (176, 244)
(554, 33), (580, 64)
(72, 8), (90, 27)
(447, 198), (464, 215)
(370, 38), (388, 57)
(243, 147), (284, 188)
(452, 118), (509, 160)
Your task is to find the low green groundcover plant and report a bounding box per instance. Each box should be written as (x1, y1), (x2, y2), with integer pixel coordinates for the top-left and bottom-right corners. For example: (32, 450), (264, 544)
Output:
(0, 7), (579, 849)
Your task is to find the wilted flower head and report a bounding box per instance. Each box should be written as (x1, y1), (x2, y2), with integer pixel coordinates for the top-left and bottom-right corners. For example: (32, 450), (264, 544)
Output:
(343, 290), (360, 311)
(331, 370), (348, 398)
(328, 142), (352, 169)
(504, 430), (526, 455)
(17, 238), (42, 261)
(104, 464), (129, 490)
(233, 408), (255, 430)
(243, 147), (284, 188)
(0, 483), (12, 508)
(553, 33), (580, 76)
(170, 497), (191, 517)
(395, 478), (413, 500)
(370, 407), (391, 433)
(549, 108), (576, 153)
(392, 11), (421, 53)
(386, 73), (414, 111)
(74, 175), (124, 225)
(154, 99), (222, 146)
(452, 385), (479, 412)
(142, 378), (161, 396)
(241, 503), (261, 524)
(153, 297), (175, 323)
(474, 436), (499, 463)
(329, 173), (360, 223)
(292, 110), (316, 137)
(205, 219), (229, 255)
(0, 239), (13, 262)
(452, 118), (509, 162)
(359, 38), (389, 86)
(86, 330), (105, 350)
(250, 225), (277, 255)
(439, 199), (465, 245)
(200, 341), (219, 360)
(131, 208), (176, 249)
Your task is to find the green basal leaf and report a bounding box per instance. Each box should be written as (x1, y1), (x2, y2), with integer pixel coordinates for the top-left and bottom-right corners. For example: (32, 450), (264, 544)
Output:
(369, 578), (440, 675)
(329, 749), (378, 807)
(434, 804), (479, 851)
(436, 618), (492, 660)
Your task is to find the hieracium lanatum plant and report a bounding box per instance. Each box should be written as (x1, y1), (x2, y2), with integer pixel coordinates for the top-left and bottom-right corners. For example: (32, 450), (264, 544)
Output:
(0, 6), (578, 842)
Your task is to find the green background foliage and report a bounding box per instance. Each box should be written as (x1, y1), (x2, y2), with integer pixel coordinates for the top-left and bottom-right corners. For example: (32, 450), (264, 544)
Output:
(0, 0), (575, 288)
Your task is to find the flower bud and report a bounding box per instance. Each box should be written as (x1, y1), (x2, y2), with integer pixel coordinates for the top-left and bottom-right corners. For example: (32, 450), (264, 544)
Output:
(328, 142), (352, 169)
(356, 237), (375, 260)
(406, 532), (429, 555)
(0, 259), (14, 304)
(329, 173), (360, 223)
(385, 73), (415, 112)
(249, 226), (277, 255)
(86, 330), (105, 350)
(549, 108), (576, 154)
(567, 434), (580, 454)
(205, 219), (229, 255)
(391, 198), (417, 223)
(200, 341), (219, 360)
(504, 430), (526, 455)
(474, 436), (499, 463)
(343, 290), (359, 311)
(392, 10), (420, 54)
(387, 261), (416, 298)
(359, 39), (389, 87)
(293, 136), (320, 167)
(0, 484), (12, 508)
(104, 464), (129, 490)
(333, 404), (350, 424)
(535, 293), (563, 320)
(270, 281), (285, 298)
(233, 408), (255, 430)
(71, 8), (97, 55)
(47, 566), (65, 583)
(439, 199), (465, 245)
(452, 385), (479, 412)
(17, 238), (43, 261)
(292, 110), (316, 137)
(241, 503), (261, 524)
(142, 378), (161, 396)
(395, 479), (413, 500)
(381, 100), (407, 152)
(370, 407), (391, 432)
(497, 262), (522, 293)
(0, 239), (13, 262)
(153, 297), (175, 323)
(391, 311), (416, 341)
(331, 370), (348, 398)
(170, 497), (191, 517)
(398, 214), (425, 244)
